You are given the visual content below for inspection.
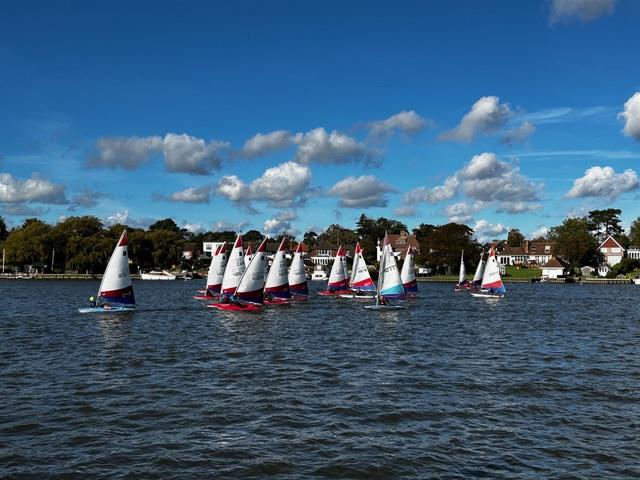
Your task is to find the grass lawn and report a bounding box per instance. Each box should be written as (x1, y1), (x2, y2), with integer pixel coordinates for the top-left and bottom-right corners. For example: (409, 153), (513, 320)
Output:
(504, 266), (541, 279)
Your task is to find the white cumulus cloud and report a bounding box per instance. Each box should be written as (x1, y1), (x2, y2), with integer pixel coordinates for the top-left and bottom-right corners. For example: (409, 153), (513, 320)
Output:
(368, 110), (431, 140)
(619, 92), (640, 142)
(566, 166), (639, 199)
(473, 219), (509, 243)
(440, 96), (512, 142)
(293, 127), (379, 166)
(0, 173), (67, 204)
(328, 175), (395, 208)
(157, 186), (212, 204)
(444, 201), (486, 224)
(87, 136), (163, 169)
(550, 0), (616, 23)
(241, 130), (294, 158)
(502, 121), (536, 144)
(216, 161), (312, 209)
(529, 225), (550, 240)
(263, 211), (298, 236)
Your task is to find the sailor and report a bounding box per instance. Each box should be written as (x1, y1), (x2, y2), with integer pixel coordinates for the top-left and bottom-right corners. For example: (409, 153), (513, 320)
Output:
(89, 296), (97, 307)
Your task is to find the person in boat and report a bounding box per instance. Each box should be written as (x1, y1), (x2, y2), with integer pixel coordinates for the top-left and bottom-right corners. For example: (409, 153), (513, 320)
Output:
(378, 295), (388, 305)
(221, 294), (245, 307)
(89, 296), (97, 307)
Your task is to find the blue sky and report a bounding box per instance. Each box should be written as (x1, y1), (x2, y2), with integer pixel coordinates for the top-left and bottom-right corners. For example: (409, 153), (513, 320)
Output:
(2, 0), (640, 241)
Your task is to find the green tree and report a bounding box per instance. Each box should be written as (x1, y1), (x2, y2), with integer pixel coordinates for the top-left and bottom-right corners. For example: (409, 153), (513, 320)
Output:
(303, 231), (318, 247)
(628, 217), (640, 246)
(243, 229), (263, 242)
(3, 218), (53, 268)
(318, 224), (359, 246)
(149, 218), (180, 232)
(420, 223), (480, 274)
(587, 209), (623, 242)
(0, 216), (8, 242)
(51, 216), (105, 272)
(548, 217), (598, 266)
(356, 214), (408, 263)
(507, 228), (525, 247)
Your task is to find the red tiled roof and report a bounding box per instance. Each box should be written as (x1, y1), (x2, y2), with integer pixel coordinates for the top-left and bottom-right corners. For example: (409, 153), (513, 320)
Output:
(598, 235), (625, 250)
(542, 257), (565, 268)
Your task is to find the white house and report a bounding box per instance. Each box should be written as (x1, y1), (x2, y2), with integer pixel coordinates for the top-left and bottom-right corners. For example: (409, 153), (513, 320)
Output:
(202, 242), (225, 258)
(580, 266), (596, 277)
(598, 264), (611, 277)
(627, 246), (640, 260)
(598, 236), (625, 266)
(541, 257), (565, 279)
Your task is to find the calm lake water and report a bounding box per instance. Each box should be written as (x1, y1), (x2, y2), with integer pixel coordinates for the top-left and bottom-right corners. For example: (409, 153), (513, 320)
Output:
(1, 280), (639, 479)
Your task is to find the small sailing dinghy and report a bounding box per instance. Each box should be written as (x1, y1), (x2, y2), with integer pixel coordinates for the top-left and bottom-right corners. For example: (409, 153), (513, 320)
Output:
(454, 250), (469, 292)
(470, 251), (485, 290)
(194, 243), (227, 299)
(79, 230), (135, 314)
(288, 242), (309, 299)
(471, 247), (506, 298)
(220, 234), (245, 298)
(264, 236), (291, 303)
(340, 242), (376, 298)
(365, 232), (406, 310)
(208, 238), (268, 312)
(318, 245), (350, 295)
(400, 245), (418, 296)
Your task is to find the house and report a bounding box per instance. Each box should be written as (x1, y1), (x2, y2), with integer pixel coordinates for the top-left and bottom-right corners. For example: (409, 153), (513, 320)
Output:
(497, 245), (528, 266)
(627, 246), (640, 260)
(598, 235), (625, 267)
(310, 239), (338, 266)
(202, 241), (225, 258)
(496, 240), (555, 266)
(376, 231), (420, 261)
(580, 266), (596, 277)
(541, 257), (566, 279)
(598, 264), (611, 277)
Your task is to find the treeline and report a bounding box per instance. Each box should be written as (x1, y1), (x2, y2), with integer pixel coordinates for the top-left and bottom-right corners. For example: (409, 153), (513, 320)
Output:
(1, 209), (639, 274)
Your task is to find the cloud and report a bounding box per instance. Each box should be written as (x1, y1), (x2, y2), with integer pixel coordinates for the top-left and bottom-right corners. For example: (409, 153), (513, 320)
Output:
(156, 185), (212, 204)
(1, 203), (49, 217)
(181, 222), (205, 234)
(211, 220), (250, 232)
(293, 127), (379, 166)
(502, 121), (536, 144)
(105, 209), (154, 228)
(619, 92), (640, 142)
(88, 133), (228, 174)
(393, 205), (417, 217)
(368, 110), (431, 140)
(439, 96), (512, 142)
(263, 211), (298, 235)
(566, 166), (639, 199)
(216, 161), (312, 210)
(520, 106), (610, 125)
(402, 176), (460, 205)
(529, 225), (550, 239)
(328, 175), (395, 208)
(87, 136), (163, 169)
(68, 190), (109, 211)
(473, 219), (508, 243)
(550, 0), (616, 24)
(496, 201), (542, 214)
(162, 133), (228, 175)
(0, 173), (67, 204)
(241, 130), (294, 158)
(444, 201), (486, 224)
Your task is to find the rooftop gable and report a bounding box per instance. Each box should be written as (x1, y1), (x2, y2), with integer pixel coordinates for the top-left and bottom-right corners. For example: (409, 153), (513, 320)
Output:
(598, 235), (625, 251)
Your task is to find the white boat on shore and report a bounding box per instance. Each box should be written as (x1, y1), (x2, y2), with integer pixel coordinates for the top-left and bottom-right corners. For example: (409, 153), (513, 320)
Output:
(311, 265), (328, 281)
(140, 270), (177, 280)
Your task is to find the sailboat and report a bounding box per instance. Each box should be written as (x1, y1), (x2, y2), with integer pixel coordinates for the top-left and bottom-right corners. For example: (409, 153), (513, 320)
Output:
(194, 243), (227, 299)
(400, 245), (418, 296)
(79, 230), (135, 313)
(244, 242), (253, 268)
(454, 250), (469, 291)
(365, 232), (405, 310)
(288, 242), (309, 298)
(471, 251), (485, 290)
(220, 234), (245, 298)
(318, 245), (350, 295)
(264, 236), (291, 303)
(209, 238), (267, 312)
(471, 247), (506, 298)
(340, 242), (376, 298)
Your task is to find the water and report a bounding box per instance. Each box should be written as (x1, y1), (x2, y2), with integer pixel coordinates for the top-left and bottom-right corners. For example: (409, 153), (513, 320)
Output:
(1, 280), (639, 479)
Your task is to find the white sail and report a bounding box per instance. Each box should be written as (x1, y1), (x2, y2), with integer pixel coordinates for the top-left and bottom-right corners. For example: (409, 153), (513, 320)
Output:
(235, 238), (268, 303)
(265, 237), (290, 298)
(221, 234), (245, 295)
(98, 230), (135, 305)
(206, 243), (227, 293)
(327, 245), (349, 291)
(288, 242), (308, 296)
(400, 245), (417, 293)
(458, 251), (467, 285)
(472, 252), (485, 286)
(377, 233), (405, 297)
(350, 242), (375, 291)
(481, 247), (506, 294)
(244, 242), (253, 268)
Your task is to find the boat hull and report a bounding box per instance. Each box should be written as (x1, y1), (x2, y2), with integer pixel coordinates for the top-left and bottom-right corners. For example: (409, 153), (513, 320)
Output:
(364, 304), (405, 310)
(470, 292), (504, 298)
(207, 302), (262, 312)
(78, 306), (135, 314)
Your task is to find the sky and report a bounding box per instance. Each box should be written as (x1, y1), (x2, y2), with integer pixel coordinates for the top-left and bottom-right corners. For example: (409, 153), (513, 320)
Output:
(2, 0), (640, 241)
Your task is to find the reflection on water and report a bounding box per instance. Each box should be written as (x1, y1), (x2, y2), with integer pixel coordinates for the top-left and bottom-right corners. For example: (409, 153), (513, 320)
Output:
(1, 280), (639, 479)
